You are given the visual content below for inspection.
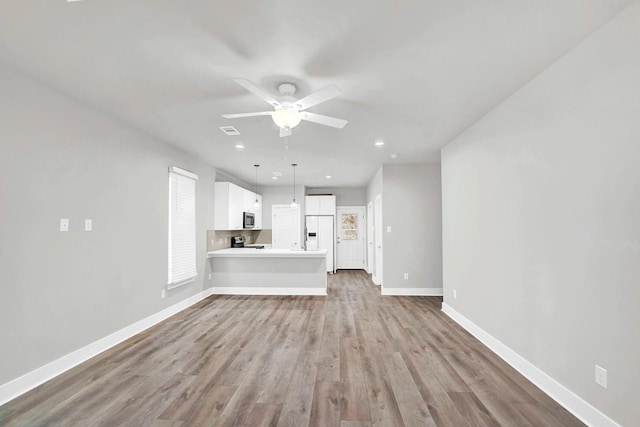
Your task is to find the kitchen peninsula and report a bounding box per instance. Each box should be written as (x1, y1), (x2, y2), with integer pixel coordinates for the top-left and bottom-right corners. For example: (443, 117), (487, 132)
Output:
(207, 248), (327, 295)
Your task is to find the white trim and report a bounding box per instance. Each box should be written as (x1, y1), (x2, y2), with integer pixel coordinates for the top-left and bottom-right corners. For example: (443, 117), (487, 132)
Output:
(168, 165), (198, 180)
(211, 287), (326, 296)
(372, 194), (383, 285)
(381, 287), (443, 296)
(167, 276), (195, 290)
(0, 287), (215, 407)
(366, 201), (373, 274)
(441, 303), (621, 427)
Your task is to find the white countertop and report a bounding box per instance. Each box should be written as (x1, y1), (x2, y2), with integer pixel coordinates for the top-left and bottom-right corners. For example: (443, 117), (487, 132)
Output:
(208, 248), (327, 258)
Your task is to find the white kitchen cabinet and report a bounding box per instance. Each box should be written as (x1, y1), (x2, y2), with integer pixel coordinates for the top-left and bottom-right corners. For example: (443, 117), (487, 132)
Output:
(243, 190), (255, 213)
(215, 182), (262, 230)
(305, 195), (336, 216)
(242, 191), (262, 229)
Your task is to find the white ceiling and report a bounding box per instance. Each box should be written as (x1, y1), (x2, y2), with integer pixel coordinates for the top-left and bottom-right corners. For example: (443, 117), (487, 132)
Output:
(0, 0), (632, 187)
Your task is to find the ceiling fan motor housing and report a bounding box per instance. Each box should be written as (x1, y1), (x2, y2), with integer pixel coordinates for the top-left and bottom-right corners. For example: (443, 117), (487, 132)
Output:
(278, 83), (296, 97)
(221, 78), (347, 136)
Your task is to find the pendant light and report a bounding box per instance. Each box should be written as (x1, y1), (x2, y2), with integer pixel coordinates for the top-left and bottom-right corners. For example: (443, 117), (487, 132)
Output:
(253, 164), (260, 208)
(291, 163), (298, 207)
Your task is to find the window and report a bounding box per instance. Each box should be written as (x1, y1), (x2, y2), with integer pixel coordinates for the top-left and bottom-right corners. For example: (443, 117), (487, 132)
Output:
(341, 213), (358, 240)
(168, 166), (198, 289)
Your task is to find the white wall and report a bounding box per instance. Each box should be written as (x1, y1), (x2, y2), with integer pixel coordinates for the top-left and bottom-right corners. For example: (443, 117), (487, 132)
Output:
(215, 170), (253, 191)
(366, 166), (383, 204)
(306, 187), (367, 206)
(441, 3), (640, 425)
(382, 163), (442, 293)
(0, 63), (216, 386)
(260, 185), (306, 230)
(364, 164), (443, 293)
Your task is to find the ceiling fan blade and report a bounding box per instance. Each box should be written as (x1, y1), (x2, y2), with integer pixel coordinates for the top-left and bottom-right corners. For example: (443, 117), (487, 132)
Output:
(222, 111), (274, 119)
(233, 78), (281, 108)
(295, 85), (342, 110)
(300, 112), (348, 129)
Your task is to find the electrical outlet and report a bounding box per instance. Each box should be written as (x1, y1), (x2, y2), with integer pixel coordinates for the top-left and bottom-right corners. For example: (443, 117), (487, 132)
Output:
(453, 290), (457, 299)
(84, 219), (92, 232)
(161, 290), (167, 299)
(60, 218), (69, 232)
(595, 365), (607, 389)
(386, 226), (392, 233)
(404, 273), (409, 280)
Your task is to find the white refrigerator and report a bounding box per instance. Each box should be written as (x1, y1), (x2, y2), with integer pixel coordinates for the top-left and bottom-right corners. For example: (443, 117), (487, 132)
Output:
(305, 215), (335, 273)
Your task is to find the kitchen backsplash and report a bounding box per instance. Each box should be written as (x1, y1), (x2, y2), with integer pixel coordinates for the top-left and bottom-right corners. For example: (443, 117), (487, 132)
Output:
(207, 229), (272, 251)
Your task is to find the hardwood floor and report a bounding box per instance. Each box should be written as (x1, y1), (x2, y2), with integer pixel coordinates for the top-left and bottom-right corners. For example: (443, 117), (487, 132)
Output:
(0, 271), (584, 426)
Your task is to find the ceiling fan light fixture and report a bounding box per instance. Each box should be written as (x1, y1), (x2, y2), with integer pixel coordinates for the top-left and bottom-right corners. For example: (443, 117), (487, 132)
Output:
(272, 107), (302, 129)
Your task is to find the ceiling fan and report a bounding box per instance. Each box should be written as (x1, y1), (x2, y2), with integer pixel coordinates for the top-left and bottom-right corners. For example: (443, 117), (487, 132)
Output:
(222, 79), (348, 137)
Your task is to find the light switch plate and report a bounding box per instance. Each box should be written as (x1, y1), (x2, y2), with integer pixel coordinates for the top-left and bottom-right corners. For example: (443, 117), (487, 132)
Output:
(386, 226), (392, 233)
(85, 219), (92, 231)
(60, 218), (69, 232)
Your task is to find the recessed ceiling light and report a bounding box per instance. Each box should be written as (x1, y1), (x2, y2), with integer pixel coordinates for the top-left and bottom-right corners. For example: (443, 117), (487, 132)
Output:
(272, 176), (278, 180)
(325, 175), (332, 179)
(235, 144), (245, 149)
(374, 141), (385, 146)
(390, 153), (398, 159)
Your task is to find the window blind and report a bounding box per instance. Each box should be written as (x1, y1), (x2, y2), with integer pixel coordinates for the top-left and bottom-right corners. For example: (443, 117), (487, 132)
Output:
(168, 166), (198, 289)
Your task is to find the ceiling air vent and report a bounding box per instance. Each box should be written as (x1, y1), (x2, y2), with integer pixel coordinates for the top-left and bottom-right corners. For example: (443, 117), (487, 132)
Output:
(219, 126), (240, 136)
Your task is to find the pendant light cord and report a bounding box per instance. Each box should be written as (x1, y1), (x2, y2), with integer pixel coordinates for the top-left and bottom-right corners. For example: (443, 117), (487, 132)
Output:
(254, 164), (259, 203)
(292, 163), (297, 204)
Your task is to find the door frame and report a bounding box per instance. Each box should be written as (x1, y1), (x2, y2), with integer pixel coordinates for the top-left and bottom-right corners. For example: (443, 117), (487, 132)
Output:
(366, 201), (373, 274)
(372, 194), (382, 285)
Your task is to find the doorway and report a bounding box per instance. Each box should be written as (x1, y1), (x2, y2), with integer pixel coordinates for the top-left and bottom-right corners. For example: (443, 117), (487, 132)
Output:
(272, 204), (301, 249)
(336, 206), (365, 270)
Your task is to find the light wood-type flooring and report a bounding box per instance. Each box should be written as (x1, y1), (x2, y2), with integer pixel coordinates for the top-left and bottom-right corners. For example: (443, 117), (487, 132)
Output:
(0, 270), (584, 426)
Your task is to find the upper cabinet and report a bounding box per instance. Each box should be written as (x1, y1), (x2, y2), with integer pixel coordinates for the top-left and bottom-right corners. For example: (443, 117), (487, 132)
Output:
(215, 182), (262, 230)
(305, 195), (336, 216)
(243, 190), (263, 229)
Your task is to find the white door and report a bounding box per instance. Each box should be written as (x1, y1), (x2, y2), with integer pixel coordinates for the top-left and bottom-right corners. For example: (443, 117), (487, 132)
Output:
(272, 204), (300, 249)
(373, 195), (382, 285)
(336, 206), (365, 270)
(366, 201), (373, 274)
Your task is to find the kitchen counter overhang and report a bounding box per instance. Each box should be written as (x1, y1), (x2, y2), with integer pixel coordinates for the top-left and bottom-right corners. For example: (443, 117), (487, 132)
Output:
(207, 248), (327, 295)
(208, 248), (326, 258)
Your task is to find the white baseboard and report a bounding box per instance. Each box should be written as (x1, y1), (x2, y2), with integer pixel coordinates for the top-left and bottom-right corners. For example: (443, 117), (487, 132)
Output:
(0, 287), (216, 407)
(381, 287), (443, 296)
(441, 303), (620, 427)
(211, 287), (326, 296)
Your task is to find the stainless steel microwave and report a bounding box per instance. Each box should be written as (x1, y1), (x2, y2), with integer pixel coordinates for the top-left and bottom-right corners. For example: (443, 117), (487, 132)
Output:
(243, 211), (255, 229)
